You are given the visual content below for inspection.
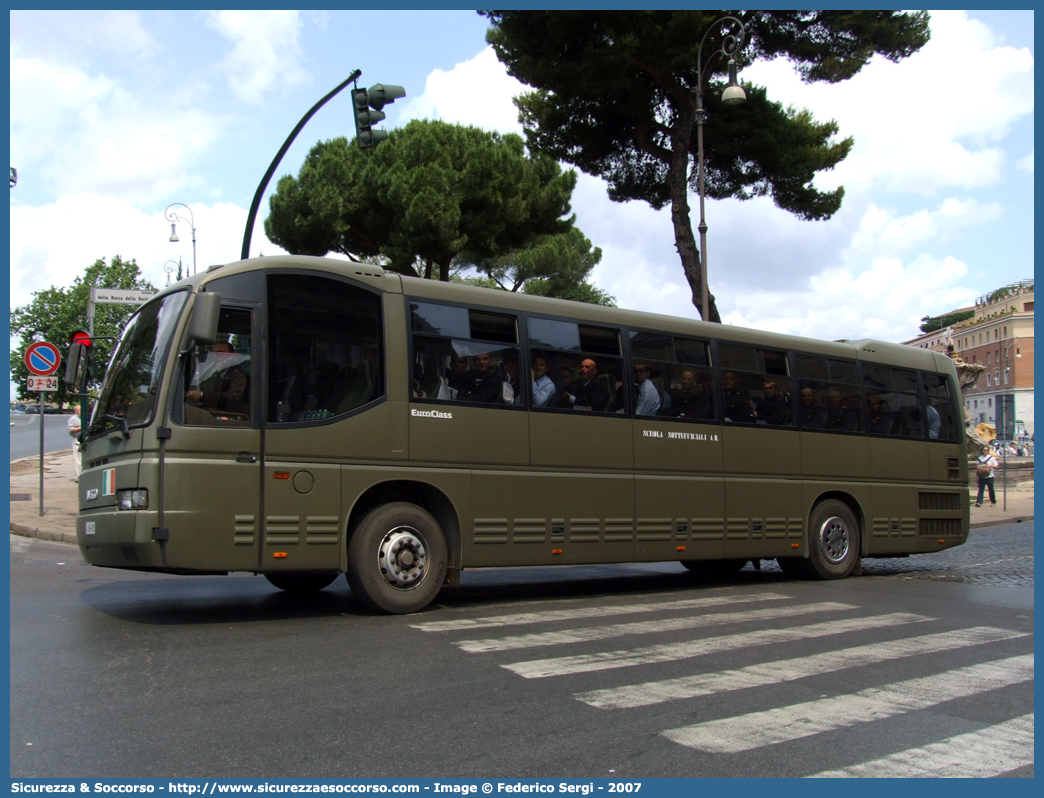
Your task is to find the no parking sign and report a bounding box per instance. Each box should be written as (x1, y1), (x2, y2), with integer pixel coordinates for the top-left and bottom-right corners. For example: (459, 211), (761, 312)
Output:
(25, 341), (61, 376)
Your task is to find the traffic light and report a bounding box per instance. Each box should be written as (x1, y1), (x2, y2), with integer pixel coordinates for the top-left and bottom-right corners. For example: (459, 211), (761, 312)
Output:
(352, 83), (406, 149)
(69, 329), (92, 348)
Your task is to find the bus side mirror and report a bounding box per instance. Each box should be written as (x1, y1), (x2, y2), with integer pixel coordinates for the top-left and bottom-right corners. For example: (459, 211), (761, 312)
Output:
(186, 291), (222, 346)
(65, 342), (90, 392)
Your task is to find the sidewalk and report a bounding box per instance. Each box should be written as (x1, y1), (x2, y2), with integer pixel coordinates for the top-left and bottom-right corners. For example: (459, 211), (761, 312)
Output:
(9, 451), (1033, 545)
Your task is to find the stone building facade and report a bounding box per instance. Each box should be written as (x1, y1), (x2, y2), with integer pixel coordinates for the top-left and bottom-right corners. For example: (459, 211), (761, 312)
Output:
(905, 279), (1034, 438)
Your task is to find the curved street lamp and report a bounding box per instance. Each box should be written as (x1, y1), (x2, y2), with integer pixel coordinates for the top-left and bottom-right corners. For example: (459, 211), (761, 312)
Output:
(694, 16), (747, 322)
(165, 203), (197, 275)
(164, 258), (184, 286)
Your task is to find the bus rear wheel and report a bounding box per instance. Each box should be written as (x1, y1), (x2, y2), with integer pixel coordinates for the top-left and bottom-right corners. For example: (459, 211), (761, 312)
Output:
(264, 572), (338, 593)
(680, 559), (748, 577)
(806, 499), (861, 579)
(347, 502), (447, 614)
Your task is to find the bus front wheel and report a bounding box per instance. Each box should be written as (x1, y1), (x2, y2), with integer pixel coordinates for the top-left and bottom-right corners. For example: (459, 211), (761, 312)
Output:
(347, 502), (447, 614)
(806, 499), (861, 579)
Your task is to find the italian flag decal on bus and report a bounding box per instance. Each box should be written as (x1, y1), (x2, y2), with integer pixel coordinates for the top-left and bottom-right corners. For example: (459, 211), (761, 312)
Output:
(102, 468), (116, 496)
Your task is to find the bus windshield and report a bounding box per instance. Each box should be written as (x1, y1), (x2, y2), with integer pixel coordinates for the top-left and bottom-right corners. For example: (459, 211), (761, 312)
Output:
(90, 290), (188, 435)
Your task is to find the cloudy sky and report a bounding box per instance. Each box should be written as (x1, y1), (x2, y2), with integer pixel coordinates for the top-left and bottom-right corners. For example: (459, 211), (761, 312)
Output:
(9, 10), (1034, 360)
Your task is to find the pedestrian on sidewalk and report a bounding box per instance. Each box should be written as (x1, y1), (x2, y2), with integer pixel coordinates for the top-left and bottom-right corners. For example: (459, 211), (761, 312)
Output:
(67, 405), (82, 482)
(975, 445), (999, 507)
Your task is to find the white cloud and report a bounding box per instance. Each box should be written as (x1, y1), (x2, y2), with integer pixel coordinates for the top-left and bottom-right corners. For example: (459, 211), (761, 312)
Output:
(741, 10), (1034, 196)
(10, 10), (158, 62)
(1018, 153), (1034, 173)
(721, 254), (978, 343)
(10, 57), (222, 204)
(847, 198), (1004, 258)
(9, 197), (286, 310)
(400, 46), (526, 133)
(206, 10), (309, 104)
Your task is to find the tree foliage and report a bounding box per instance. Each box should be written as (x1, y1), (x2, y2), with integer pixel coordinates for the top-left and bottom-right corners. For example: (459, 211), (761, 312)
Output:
(10, 256), (156, 406)
(265, 119), (581, 283)
(920, 309), (975, 334)
(456, 227), (614, 305)
(481, 10), (930, 321)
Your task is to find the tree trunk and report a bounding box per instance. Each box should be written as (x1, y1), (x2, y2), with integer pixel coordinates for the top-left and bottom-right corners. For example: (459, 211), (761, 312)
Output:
(667, 110), (721, 323)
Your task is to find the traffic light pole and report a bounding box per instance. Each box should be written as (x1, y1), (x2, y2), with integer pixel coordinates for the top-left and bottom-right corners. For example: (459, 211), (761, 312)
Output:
(240, 69), (362, 261)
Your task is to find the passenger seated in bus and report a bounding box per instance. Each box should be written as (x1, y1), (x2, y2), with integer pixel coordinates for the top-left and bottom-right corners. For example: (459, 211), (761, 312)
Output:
(634, 362), (661, 416)
(550, 366), (576, 408)
(445, 355), (469, 395)
(867, 395), (892, 434)
(531, 356), (555, 407)
(503, 355), (522, 405)
(565, 358), (611, 411)
(798, 383), (827, 429)
(756, 379), (790, 426)
(926, 402), (941, 439)
(457, 352), (502, 403)
(825, 388), (858, 431)
(721, 370), (754, 423)
(185, 341), (249, 416)
(669, 369), (713, 419)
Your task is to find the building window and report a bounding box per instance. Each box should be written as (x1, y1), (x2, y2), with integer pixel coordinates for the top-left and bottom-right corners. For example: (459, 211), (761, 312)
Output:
(986, 373), (991, 387)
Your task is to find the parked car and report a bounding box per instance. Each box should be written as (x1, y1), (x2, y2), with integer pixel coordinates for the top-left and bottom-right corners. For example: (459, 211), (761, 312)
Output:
(24, 405), (60, 414)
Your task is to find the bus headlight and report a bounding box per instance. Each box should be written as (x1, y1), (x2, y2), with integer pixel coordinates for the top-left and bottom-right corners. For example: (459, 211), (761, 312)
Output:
(117, 489), (149, 510)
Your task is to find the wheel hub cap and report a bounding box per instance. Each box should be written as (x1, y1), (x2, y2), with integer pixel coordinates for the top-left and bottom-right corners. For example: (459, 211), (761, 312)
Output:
(818, 516), (850, 564)
(378, 527), (427, 589)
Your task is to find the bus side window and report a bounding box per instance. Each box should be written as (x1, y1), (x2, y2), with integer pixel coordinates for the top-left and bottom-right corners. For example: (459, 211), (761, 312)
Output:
(923, 373), (958, 442)
(183, 308), (253, 427)
(268, 274), (384, 423)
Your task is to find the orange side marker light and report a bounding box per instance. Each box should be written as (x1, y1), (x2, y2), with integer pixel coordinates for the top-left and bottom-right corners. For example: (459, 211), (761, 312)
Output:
(551, 549), (563, 555)
(273, 552), (288, 558)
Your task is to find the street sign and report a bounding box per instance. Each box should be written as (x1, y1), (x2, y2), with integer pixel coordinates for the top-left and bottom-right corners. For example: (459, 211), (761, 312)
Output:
(90, 288), (156, 304)
(25, 341), (61, 376)
(27, 375), (58, 391)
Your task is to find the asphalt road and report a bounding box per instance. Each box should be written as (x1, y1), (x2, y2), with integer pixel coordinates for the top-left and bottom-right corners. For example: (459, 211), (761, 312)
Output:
(10, 413), (73, 461)
(10, 523), (1034, 779)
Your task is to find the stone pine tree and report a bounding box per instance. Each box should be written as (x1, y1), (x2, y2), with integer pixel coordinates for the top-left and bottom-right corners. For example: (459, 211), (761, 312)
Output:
(266, 119), (597, 290)
(481, 10), (931, 321)
(458, 227), (614, 306)
(10, 256), (155, 406)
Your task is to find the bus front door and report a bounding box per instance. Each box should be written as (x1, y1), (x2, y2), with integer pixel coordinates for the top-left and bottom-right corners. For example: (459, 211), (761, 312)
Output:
(162, 304), (263, 572)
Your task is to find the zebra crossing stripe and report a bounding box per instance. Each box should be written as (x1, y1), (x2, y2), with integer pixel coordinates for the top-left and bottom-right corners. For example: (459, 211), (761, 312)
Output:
(662, 654), (1034, 753)
(504, 612), (929, 679)
(576, 626), (1028, 709)
(457, 601), (857, 654)
(411, 591), (792, 633)
(807, 713), (1035, 778)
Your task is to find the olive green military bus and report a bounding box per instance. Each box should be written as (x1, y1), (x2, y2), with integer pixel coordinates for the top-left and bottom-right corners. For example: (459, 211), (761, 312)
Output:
(75, 255), (968, 613)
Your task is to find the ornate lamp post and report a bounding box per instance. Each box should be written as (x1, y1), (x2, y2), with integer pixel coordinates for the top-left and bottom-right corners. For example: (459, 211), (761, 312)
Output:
(694, 16), (747, 322)
(165, 203), (197, 275)
(164, 258), (184, 286)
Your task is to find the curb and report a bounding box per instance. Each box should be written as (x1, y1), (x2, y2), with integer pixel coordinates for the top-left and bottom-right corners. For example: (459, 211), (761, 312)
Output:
(969, 515), (1033, 530)
(10, 522), (78, 544)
